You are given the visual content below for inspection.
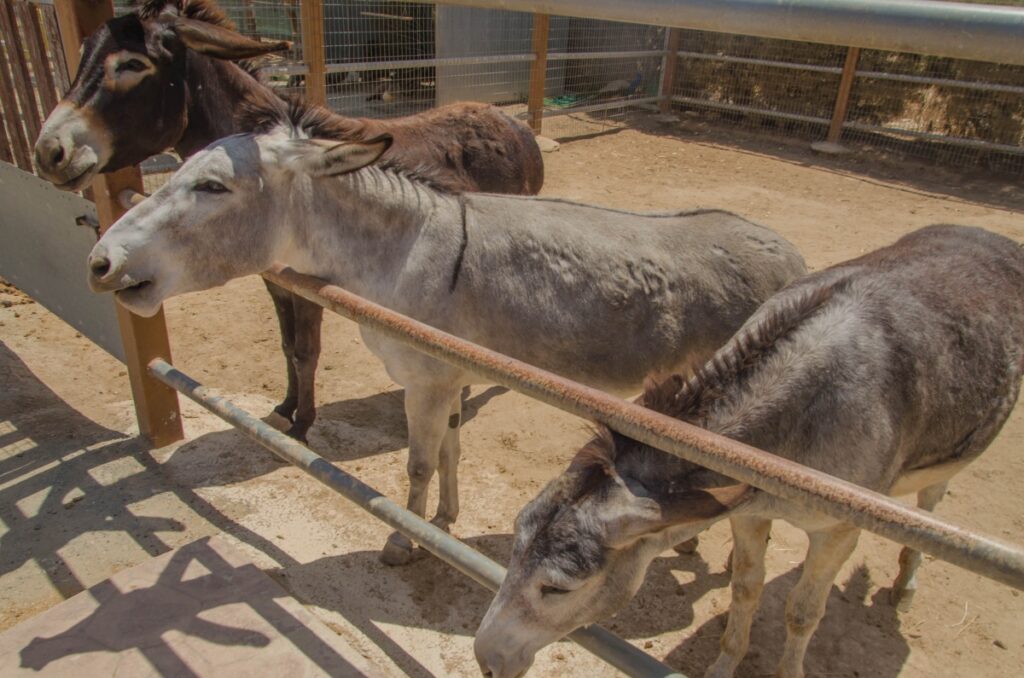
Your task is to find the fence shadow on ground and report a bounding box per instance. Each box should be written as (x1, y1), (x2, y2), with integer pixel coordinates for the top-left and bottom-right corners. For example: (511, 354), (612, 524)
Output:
(0, 341), (299, 609)
(13, 537), (362, 676)
(279, 534), (909, 678)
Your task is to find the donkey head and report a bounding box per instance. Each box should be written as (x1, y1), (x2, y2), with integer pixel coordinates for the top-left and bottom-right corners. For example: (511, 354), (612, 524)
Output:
(35, 0), (288, 191)
(474, 426), (750, 678)
(87, 130), (392, 317)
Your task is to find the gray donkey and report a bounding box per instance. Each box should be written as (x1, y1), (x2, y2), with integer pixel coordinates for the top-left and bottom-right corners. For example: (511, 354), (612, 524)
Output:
(475, 224), (1024, 678)
(86, 100), (805, 565)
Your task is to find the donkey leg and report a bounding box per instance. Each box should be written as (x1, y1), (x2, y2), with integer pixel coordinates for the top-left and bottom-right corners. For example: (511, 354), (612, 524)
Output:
(889, 481), (948, 611)
(265, 280), (299, 423)
(673, 535), (700, 554)
(381, 383), (461, 566)
(432, 394), (463, 533)
(775, 526), (859, 678)
(286, 295), (324, 442)
(705, 517), (772, 678)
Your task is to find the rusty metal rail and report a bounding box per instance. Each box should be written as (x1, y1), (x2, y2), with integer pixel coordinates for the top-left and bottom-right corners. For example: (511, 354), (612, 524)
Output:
(262, 264), (1024, 592)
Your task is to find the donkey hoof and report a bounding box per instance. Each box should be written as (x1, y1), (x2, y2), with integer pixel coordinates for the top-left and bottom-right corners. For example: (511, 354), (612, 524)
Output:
(889, 585), (916, 612)
(673, 536), (699, 554)
(381, 534), (415, 566)
(271, 404), (296, 422)
(284, 425), (310, 444)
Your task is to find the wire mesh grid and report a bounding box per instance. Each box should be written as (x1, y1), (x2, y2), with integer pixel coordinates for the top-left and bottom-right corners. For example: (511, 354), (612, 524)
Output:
(668, 29), (1024, 172)
(843, 51), (1024, 172)
(539, 18), (666, 139)
(671, 31), (848, 139)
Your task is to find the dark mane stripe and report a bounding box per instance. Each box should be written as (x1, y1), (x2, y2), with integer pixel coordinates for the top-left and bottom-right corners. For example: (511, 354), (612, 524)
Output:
(135, 0), (235, 29)
(645, 283), (836, 420)
(575, 283), (835, 470)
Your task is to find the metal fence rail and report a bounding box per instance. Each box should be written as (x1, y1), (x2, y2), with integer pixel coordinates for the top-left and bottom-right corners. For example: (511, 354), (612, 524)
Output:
(261, 264), (1024, 592)
(147, 358), (685, 678)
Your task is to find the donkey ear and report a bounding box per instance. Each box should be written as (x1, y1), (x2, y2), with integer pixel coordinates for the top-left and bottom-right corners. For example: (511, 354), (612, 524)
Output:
(173, 17), (291, 59)
(297, 134), (394, 178)
(604, 483), (752, 548)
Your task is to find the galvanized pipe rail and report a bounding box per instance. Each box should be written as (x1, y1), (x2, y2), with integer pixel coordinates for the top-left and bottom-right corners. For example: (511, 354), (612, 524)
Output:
(147, 359), (684, 678)
(407, 0), (1024, 66)
(262, 264), (1024, 591)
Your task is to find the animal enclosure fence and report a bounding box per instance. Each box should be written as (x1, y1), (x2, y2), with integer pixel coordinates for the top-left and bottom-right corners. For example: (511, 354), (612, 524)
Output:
(195, 0), (1024, 172)
(5, 0), (1024, 674)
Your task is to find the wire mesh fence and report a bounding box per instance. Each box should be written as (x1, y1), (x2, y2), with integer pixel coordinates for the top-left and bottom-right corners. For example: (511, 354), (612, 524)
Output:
(96, 0), (1024, 176)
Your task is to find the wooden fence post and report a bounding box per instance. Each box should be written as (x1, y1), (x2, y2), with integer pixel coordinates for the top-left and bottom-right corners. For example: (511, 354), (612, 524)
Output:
(300, 0), (326, 106)
(527, 13), (550, 134)
(52, 0), (183, 447)
(827, 46), (861, 144)
(658, 28), (682, 113)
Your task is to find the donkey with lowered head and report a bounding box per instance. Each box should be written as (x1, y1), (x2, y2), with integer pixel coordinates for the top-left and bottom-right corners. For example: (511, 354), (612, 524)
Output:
(85, 99), (806, 564)
(34, 0), (544, 441)
(475, 224), (1024, 678)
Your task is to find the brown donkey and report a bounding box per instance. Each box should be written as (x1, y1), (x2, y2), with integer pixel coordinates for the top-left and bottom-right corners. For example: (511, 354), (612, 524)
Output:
(35, 0), (544, 440)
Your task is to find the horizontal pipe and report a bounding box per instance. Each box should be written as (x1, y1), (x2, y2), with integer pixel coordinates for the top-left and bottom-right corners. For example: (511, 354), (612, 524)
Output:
(676, 50), (1024, 95)
(405, 0), (1024, 66)
(678, 50), (844, 75)
(146, 359), (685, 678)
(262, 265), (1024, 592)
(667, 96), (1024, 155)
(672, 95), (832, 125)
(538, 95), (663, 118)
(546, 49), (664, 62)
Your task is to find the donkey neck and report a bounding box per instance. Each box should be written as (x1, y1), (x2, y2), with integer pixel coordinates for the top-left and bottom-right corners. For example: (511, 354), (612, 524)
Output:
(175, 55), (261, 159)
(278, 168), (463, 300)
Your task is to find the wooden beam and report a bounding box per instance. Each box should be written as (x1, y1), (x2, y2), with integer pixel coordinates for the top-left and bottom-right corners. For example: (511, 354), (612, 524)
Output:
(1, 0), (43, 143)
(300, 0), (326, 106)
(51, 0), (183, 447)
(827, 46), (861, 144)
(20, 1), (60, 116)
(527, 13), (550, 134)
(0, 9), (32, 170)
(41, 4), (71, 95)
(658, 28), (682, 113)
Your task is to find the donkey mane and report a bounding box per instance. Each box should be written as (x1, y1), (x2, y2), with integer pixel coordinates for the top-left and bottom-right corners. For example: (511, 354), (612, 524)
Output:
(136, 0), (235, 29)
(644, 283), (836, 421)
(238, 93), (465, 194)
(574, 283), (836, 472)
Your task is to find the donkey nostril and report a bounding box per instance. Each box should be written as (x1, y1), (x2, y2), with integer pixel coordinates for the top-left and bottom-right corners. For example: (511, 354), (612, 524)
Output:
(90, 255), (111, 278)
(51, 145), (65, 166)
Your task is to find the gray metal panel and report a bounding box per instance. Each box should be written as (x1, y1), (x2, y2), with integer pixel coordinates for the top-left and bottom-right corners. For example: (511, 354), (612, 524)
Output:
(435, 6), (568, 105)
(0, 161), (124, 362)
(416, 0), (1024, 66)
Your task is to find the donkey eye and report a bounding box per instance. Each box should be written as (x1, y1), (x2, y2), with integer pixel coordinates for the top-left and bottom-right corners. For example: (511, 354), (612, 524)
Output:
(194, 180), (229, 194)
(117, 58), (148, 73)
(540, 585), (571, 597)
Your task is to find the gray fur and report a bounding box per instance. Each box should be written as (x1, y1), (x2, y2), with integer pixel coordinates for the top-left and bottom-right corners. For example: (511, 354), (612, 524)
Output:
(476, 225), (1024, 678)
(87, 130), (806, 565)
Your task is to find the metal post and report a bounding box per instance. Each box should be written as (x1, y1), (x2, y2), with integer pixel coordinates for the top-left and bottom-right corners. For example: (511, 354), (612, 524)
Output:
(147, 359), (686, 678)
(51, 0), (183, 448)
(827, 46), (860, 144)
(262, 264), (1024, 593)
(300, 0), (327, 106)
(527, 13), (550, 134)
(658, 28), (682, 113)
(402, 0), (1024, 66)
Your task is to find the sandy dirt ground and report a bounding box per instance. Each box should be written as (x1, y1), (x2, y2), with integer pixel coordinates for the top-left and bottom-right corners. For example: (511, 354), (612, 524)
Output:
(2, 114), (1023, 677)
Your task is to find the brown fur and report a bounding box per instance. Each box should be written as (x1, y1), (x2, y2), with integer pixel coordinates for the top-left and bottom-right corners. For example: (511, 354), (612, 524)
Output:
(135, 0), (235, 28)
